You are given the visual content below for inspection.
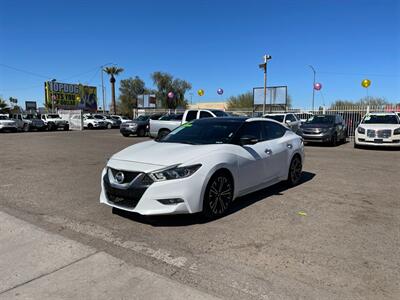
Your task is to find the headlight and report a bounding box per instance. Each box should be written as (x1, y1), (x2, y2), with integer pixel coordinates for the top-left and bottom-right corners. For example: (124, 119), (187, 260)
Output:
(128, 123), (137, 128)
(394, 128), (400, 135)
(321, 127), (331, 133)
(150, 164), (201, 181)
(357, 127), (365, 134)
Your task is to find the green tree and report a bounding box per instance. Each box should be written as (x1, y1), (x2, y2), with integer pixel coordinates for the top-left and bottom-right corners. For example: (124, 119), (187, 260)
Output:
(104, 66), (124, 114)
(331, 96), (389, 108)
(151, 72), (191, 109)
(226, 91), (253, 110)
(0, 97), (8, 112)
(118, 76), (147, 117)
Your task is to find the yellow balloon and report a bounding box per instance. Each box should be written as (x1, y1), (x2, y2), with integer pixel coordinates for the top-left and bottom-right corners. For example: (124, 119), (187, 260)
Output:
(361, 79), (371, 88)
(197, 89), (204, 96)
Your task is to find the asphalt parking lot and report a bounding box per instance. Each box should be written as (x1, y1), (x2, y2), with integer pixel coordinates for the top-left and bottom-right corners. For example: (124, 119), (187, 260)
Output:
(0, 130), (399, 300)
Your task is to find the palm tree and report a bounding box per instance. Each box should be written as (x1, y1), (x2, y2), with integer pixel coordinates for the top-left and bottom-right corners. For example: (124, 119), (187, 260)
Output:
(104, 66), (124, 114)
(0, 98), (8, 113)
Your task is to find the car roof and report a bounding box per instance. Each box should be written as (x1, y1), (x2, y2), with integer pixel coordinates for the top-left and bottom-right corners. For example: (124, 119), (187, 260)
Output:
(193, 116), (284, 126)
(263, 113), (290, 116)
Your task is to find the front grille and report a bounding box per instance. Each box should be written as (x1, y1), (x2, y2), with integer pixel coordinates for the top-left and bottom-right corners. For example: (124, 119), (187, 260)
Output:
(367, 129), (376, 138)
(109, 168), (141, 184)
(377, 130), (391, 138)
(104, 175), (148, 209)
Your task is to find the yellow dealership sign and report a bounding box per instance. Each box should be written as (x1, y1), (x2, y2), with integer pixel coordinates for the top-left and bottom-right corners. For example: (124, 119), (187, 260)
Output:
(45, 81), (97, 111)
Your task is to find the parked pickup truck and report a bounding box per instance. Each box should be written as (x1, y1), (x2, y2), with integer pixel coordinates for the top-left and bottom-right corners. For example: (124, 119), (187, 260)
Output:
(149, 109), (228, 139)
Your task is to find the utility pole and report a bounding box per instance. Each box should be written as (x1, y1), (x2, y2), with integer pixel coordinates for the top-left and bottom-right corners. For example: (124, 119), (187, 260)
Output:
(259, 54), (272, 115)
(309, 65), (316, 111)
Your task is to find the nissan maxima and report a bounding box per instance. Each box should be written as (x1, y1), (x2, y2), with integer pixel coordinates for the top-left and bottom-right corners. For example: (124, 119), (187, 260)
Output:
(100, 117), (305, 218)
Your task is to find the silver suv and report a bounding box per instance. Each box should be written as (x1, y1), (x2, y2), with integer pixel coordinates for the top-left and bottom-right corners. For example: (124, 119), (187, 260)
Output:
(10, 113), (46, 132)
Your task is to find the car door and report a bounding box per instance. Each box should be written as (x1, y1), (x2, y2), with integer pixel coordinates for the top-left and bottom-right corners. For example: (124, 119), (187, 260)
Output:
(261, 121), (291, 180)
(232, 121), (269, 192)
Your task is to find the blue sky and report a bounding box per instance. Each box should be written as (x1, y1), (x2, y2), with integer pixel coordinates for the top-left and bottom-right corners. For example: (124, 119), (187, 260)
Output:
(0, 0), (399, 109)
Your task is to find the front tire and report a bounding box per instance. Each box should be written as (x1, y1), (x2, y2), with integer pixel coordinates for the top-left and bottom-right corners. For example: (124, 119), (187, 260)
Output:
(137, 128), (145, 137)
(287, 155), (302, 186)
(122, 133), (130, 137)
(202, 171), (234, 219)
(64, 124), (69, 131)
(23, 124), (30, 132)
(330, 133), (337, 147)
(88, 123), (94, 129)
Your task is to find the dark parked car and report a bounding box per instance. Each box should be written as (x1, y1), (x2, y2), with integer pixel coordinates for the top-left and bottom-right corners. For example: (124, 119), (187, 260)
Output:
(120, 113), (163, 137)
(298, 114), (347, 146)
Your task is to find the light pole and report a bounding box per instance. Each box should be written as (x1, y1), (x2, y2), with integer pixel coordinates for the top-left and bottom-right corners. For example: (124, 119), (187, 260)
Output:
(259, 54), (272, 114)
(100, 63), (114, 114)
(50, 79), (56, 113)
(309, 65), (316, 111)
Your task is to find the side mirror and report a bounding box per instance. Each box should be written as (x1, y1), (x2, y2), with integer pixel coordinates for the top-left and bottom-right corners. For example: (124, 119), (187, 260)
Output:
(240, 137), (258, 146)
(285, 119), (291, 124)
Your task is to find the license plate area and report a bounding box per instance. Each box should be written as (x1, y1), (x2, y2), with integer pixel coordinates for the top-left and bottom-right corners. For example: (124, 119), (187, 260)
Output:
(374, 139), (383, 143)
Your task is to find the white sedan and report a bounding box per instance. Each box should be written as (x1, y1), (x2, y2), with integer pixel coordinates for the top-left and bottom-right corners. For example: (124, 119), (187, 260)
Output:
(355, 112), (400, 148)
(100, 117), (304, 218)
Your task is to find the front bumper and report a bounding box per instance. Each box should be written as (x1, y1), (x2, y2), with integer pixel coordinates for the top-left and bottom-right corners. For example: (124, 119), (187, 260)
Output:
(299, 132), (332, 143)
(120, 127), (137, 134)
(99, 166), (205, 215)
(355, 136), (400, 147)
(0, 124), (18, 131)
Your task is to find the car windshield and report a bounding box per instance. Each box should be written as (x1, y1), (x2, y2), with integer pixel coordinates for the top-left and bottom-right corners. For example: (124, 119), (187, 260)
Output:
(22, 114), (38, 119)
(160, 120), (243, 145)
(306, 115), (335, 124)
(94, 115), (104, 119)
(136, 115), (149, 121)
(86, 116), (94, 119)
(121, 116), (129, 120)
(0, 116), (9, 120)
(362, 114), (399, 124)
(47, 114), (61, 118)
(211, 110), (229, 117)
(264, 115), (284, 122)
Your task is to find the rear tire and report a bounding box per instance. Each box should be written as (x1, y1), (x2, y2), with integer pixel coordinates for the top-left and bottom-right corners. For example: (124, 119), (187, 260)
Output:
(202, 171), (234, 219)
(287, 155), (302, 186)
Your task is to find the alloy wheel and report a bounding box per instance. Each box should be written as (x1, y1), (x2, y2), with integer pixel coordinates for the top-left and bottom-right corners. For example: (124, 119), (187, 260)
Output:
(288, 156), (302, 186)
(205, 174), (233, 217)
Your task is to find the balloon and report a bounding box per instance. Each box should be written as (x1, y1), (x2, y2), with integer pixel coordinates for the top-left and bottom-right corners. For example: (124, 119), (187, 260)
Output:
(197, 89), (204, 96)
(314, 83), (322, 91)
(217, 88), (224, 95)
(361, 79), (371, 88)
(167, 92), (174, 99)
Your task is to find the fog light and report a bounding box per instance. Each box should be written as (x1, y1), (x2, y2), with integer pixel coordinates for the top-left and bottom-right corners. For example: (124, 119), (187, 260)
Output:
(157, 198), (184, 205)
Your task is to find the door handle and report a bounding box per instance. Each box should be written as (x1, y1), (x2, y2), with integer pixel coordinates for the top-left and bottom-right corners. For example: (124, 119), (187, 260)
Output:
(287, 144), (293, 149)
(265, 149), (272, 155)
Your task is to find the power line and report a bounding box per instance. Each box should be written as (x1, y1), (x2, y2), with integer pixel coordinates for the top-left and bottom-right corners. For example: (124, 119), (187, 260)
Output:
(0, 63), (52, 79)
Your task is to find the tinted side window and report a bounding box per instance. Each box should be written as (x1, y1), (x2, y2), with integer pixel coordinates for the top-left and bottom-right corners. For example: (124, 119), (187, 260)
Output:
(186, 110), (197, 121)
(262, 121), (287, 140)
(234, 122), (262, 142)
(199, 111), (213, 118)
(286, 114), (296, 122)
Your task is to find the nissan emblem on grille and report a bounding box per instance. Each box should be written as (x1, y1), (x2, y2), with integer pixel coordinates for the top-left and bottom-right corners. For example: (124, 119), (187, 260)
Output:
(115, 172), (125, 183)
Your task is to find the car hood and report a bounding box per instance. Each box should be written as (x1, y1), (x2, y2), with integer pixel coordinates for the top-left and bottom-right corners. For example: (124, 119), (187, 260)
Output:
(358, 124), (400, 130)
(301, 123), (333, 129)
(110, 140), (222, 168)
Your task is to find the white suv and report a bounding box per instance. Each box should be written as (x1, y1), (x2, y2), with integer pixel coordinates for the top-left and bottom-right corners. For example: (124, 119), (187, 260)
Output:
(263, 113), (301, 133)
(355, 112), (400, 148)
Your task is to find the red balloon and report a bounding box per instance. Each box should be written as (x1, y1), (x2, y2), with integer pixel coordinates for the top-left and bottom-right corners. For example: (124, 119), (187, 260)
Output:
(314, 83), (322, 91)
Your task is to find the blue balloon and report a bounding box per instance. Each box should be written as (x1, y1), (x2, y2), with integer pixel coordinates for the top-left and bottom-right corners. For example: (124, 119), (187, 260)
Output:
(217, 88), (224, 95)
